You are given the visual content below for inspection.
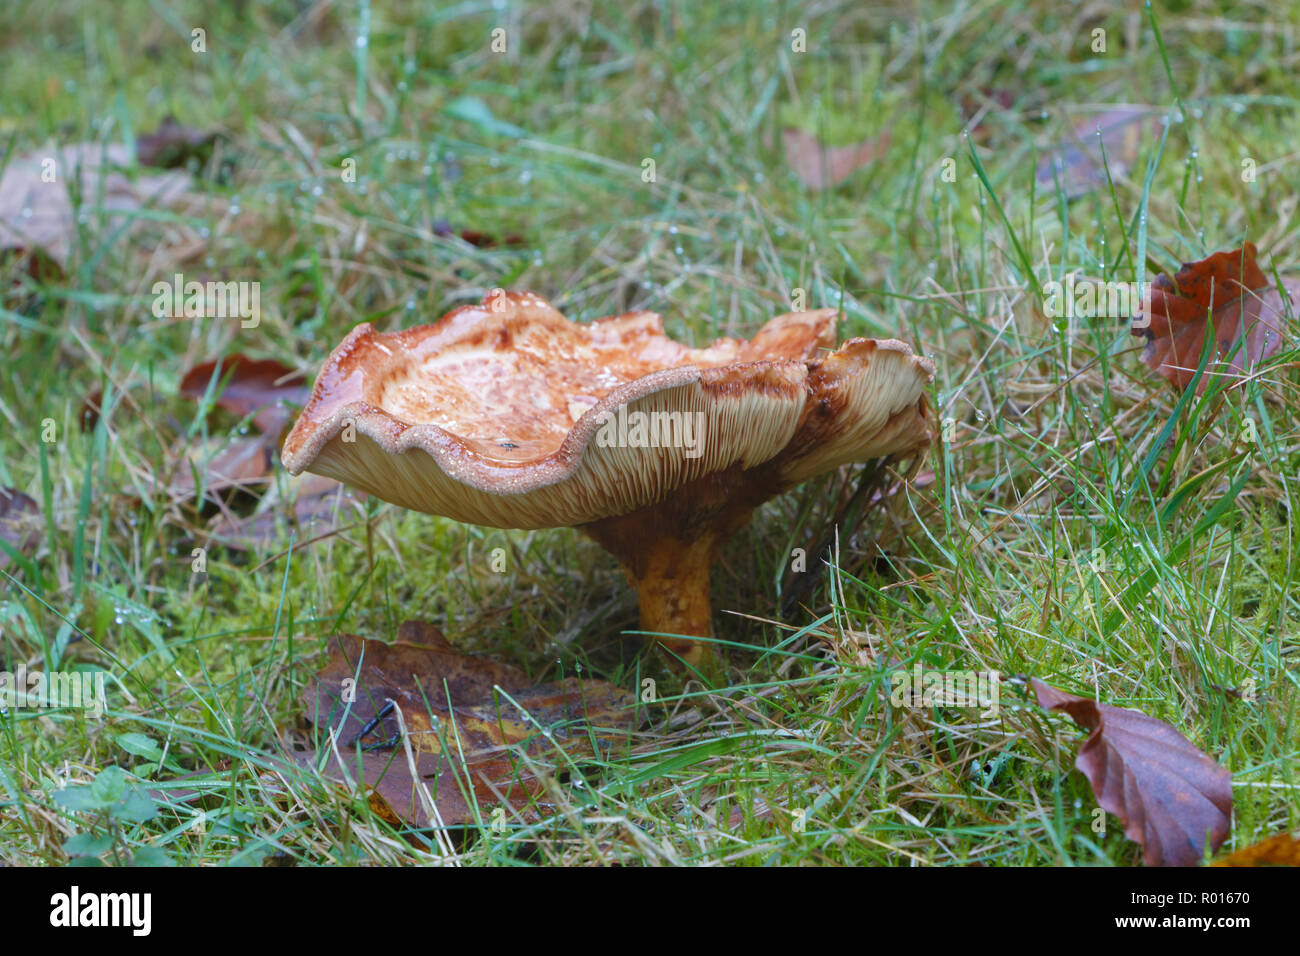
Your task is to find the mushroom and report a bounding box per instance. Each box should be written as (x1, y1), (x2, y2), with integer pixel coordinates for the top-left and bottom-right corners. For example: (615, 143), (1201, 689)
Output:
(282, 291), (934, 664)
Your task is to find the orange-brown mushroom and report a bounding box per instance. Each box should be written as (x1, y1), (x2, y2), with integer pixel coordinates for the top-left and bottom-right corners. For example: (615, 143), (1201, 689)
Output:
(282, 291), (934, 664)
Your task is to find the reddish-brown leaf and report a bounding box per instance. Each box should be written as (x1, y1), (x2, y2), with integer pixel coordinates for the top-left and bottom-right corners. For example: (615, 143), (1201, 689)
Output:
(432, 219), (525, 248)
(179, 355), (308, 438)
(80, 388), (107, 433)
(1211, 830), (1300, 867)
(0, 486), (41, 571)
(782, 127), (891, 190)
(1132, 243), (1297, 392)
(298, 621), (635, 827)
(1033, 678), (1232, 866)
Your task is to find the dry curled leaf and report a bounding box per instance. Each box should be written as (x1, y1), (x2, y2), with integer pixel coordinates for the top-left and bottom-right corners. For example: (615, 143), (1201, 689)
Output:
(1033, 678), (1232, 867)
(1211, 830), (1300, 867)
(1132, 242), (1297, 392)
(179, 355), (308, 438)
(0, 487), (41, 571)
(782, 127), (891, 190)
(297, 621), (635, 828)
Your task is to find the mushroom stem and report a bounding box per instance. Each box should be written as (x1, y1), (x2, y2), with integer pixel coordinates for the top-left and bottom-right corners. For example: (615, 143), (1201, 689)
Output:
(583, 477), (766, 665)
(624, 532), (719, 664)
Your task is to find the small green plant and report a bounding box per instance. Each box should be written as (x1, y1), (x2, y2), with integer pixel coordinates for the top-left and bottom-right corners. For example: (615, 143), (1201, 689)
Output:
(55, 766), (174, 867)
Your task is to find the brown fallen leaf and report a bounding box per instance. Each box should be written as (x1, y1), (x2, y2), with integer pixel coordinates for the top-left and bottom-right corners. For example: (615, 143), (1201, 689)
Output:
(1033, 678), (1232, 866)
(432, 219), (526, 248)
(1036, 107), (1159, 199)
(0, 487), (41, 571)
(135, 117), (220, 170)
(1211, 830), (1300, 866)
(297, 621), (635, 828)
(164, 356), (307, 509)
(208, 472), (361, 552)
(0, 142), (193, 272)
(1132, 242), (1297, 392)
(179, 355), (308, 438)
(80, 388), (109, 433)
(727, 795), (774, 829)
(782, 127), (891, 190)
(170, 436), (273, 501)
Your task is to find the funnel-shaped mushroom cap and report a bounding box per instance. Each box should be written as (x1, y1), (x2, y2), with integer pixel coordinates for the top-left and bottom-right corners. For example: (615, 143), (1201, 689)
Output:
(282, 291), (934, 530)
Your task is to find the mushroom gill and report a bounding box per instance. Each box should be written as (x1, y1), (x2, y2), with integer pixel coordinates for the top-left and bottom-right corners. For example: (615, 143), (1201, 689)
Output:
(283, 291), (935, 664)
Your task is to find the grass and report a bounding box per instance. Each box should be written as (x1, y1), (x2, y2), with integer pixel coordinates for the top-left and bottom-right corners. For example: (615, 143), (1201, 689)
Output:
(0, 0), (1297, 866)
